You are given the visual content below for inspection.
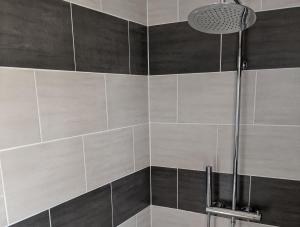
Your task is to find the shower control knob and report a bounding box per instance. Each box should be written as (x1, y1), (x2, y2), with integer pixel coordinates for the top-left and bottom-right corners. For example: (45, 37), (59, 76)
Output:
(242, 61), (248, 70)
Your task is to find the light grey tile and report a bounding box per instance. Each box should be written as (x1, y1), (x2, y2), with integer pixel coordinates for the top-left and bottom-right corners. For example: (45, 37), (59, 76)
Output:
(0, 138), (86, 223)
(137, 207), (151, 227)
(102, 0), (147, 25)
(218, 125), (300, 180)
(178, 0), (218, 22)
(255, 68), (300, 125)
(117, 215), (136, 227)
(240, 0), (262, 11)
(262, 0), (300, 10)
(106, 75), (148, 128)
(178, 71), (255, 124)
(211, 215), (277, 227)
(84, 128), (134, 191)
(36, 70), (107, 140)
(151, 123), (217, 171)
(152, 205), (205, 227)
(0, 68), (40, 149)
(134, 125), (150, 171)
(67, 0), (101, 11)
(150, 76), (177, 122)
(148, 0), (178, 26)
(0, 196), (7, 227)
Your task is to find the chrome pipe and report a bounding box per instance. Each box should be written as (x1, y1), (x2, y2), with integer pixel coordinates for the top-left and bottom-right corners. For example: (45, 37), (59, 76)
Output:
(231, 30), (243, 227)
(206, 207), (261, 222)
(206, 166), (213, 227)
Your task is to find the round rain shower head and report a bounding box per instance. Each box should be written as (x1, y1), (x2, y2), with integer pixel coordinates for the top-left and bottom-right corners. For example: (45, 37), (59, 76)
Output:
(188, 3), (256, 34)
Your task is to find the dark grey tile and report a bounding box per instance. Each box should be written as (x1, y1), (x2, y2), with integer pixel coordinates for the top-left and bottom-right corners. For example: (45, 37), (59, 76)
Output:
(0, 0), (74, 70)
(151, 166), (177, 209)
(222, 7), (300, 71)
(212, 173), (250, 209)
(178, 169), (206, 213)
(50, 184), (112, 227)
(9, 211), (50, 227)
(251, 176), (300, 227)
(112, 167), (150, 226)
(129, 22), (148, 75)
(72, 5), (129, 74)
(149, 22), (220, 75)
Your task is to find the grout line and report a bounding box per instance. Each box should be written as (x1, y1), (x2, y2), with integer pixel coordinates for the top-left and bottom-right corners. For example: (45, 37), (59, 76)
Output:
(248, 176), (252, 208)
(0, 160), (9, 225)
(176, 168), (179, 209)
(176, 0), (180, 22)
(252, 71), (258, 126)
(104, 74), (109, 129)
(99, 0), (103, 11)
(135, 215), (138, 227)
(0, 123), (148, 153)
(219, 34), (223, 72)
(110, 183), (114, 227)
(33, 71), (43, 142)
(132, 127), (136, 172)
(176, 75), (179, 123)
(260, 0), (263, 10)
(69, 3), (77, 71)
(48, 210), (52, 227)
(215, 127), (219, 172)
(81, 136), (88, 192)
(128, 21), (131, 74)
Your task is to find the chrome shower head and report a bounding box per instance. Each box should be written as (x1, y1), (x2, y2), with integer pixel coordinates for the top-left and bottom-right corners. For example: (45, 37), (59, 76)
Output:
(188, 3), (256, 34)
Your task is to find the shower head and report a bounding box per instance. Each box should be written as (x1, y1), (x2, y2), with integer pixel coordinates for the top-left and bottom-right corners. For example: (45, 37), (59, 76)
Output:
(188, 3), (256, 34)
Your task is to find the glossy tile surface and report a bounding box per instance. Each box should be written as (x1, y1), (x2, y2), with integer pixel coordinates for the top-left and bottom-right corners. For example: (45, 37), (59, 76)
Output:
(251, 176), (300, 227)
(133, 125), (150, 171)
(136, 207), (151, 227)
(51, 184), (112, 227)
(218, 125), (300, 180)
(222, 7), (300, 71)
(129, 22), (148, 75)
(150, 76), (177, 122)
(106, 75), (148, 128)
(9, 211), (50, 227)
(0, 0), (74, 70)
(178, 71), (255, 124)
(112, 168), (150, 226)
(0, 196), (7, 227)
(255, 68), (300, 125)
(102, 0), (147, 25)
(72, 5), (129, 73)
(148, 0), (178, 25)
(84, 128), (134, 191)
(151, 123), (217, 170)
(151, 167), (177, 208)
(68, 0), (101, 11)
(262, 0), (300, 10)
(36, 70), (107, 140)
(149, 22), (220, 75)
(1, 138), (86, 223)
(0, 68), (40, 149)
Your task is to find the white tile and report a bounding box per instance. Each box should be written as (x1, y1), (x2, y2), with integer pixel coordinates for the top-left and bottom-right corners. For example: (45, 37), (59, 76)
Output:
(218, 125), (300, 180)
(102, 0), (147, 25)
(255, 68), (300, 125)
(151, 123), (217, 171)
(84, 128), (134, 191)
(152, 205), (205, 227)
(68, 0), (101, 11)
(262, 0), (300, 11)
(134, 125), (150, 171)
(117, 215), (136, 227)
(137, 207), (151, 227)
(0, 196), (7, 227)
(148, 0), (178, 25)
(150, 75), (177, 122)
(106, 75), (148, 128)
(0, 68), (40, 149)
(0, 138), (86, 223)
(36, 70), (107, 140)
(179, 0), (218, 22)
(178, 71), (255, 124)
(240, 0), (262, 11)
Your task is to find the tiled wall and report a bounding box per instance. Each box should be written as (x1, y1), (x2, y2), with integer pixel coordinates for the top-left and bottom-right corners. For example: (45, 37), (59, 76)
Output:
(0, 0), (149, 226)
(148, 1), (300, 227)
